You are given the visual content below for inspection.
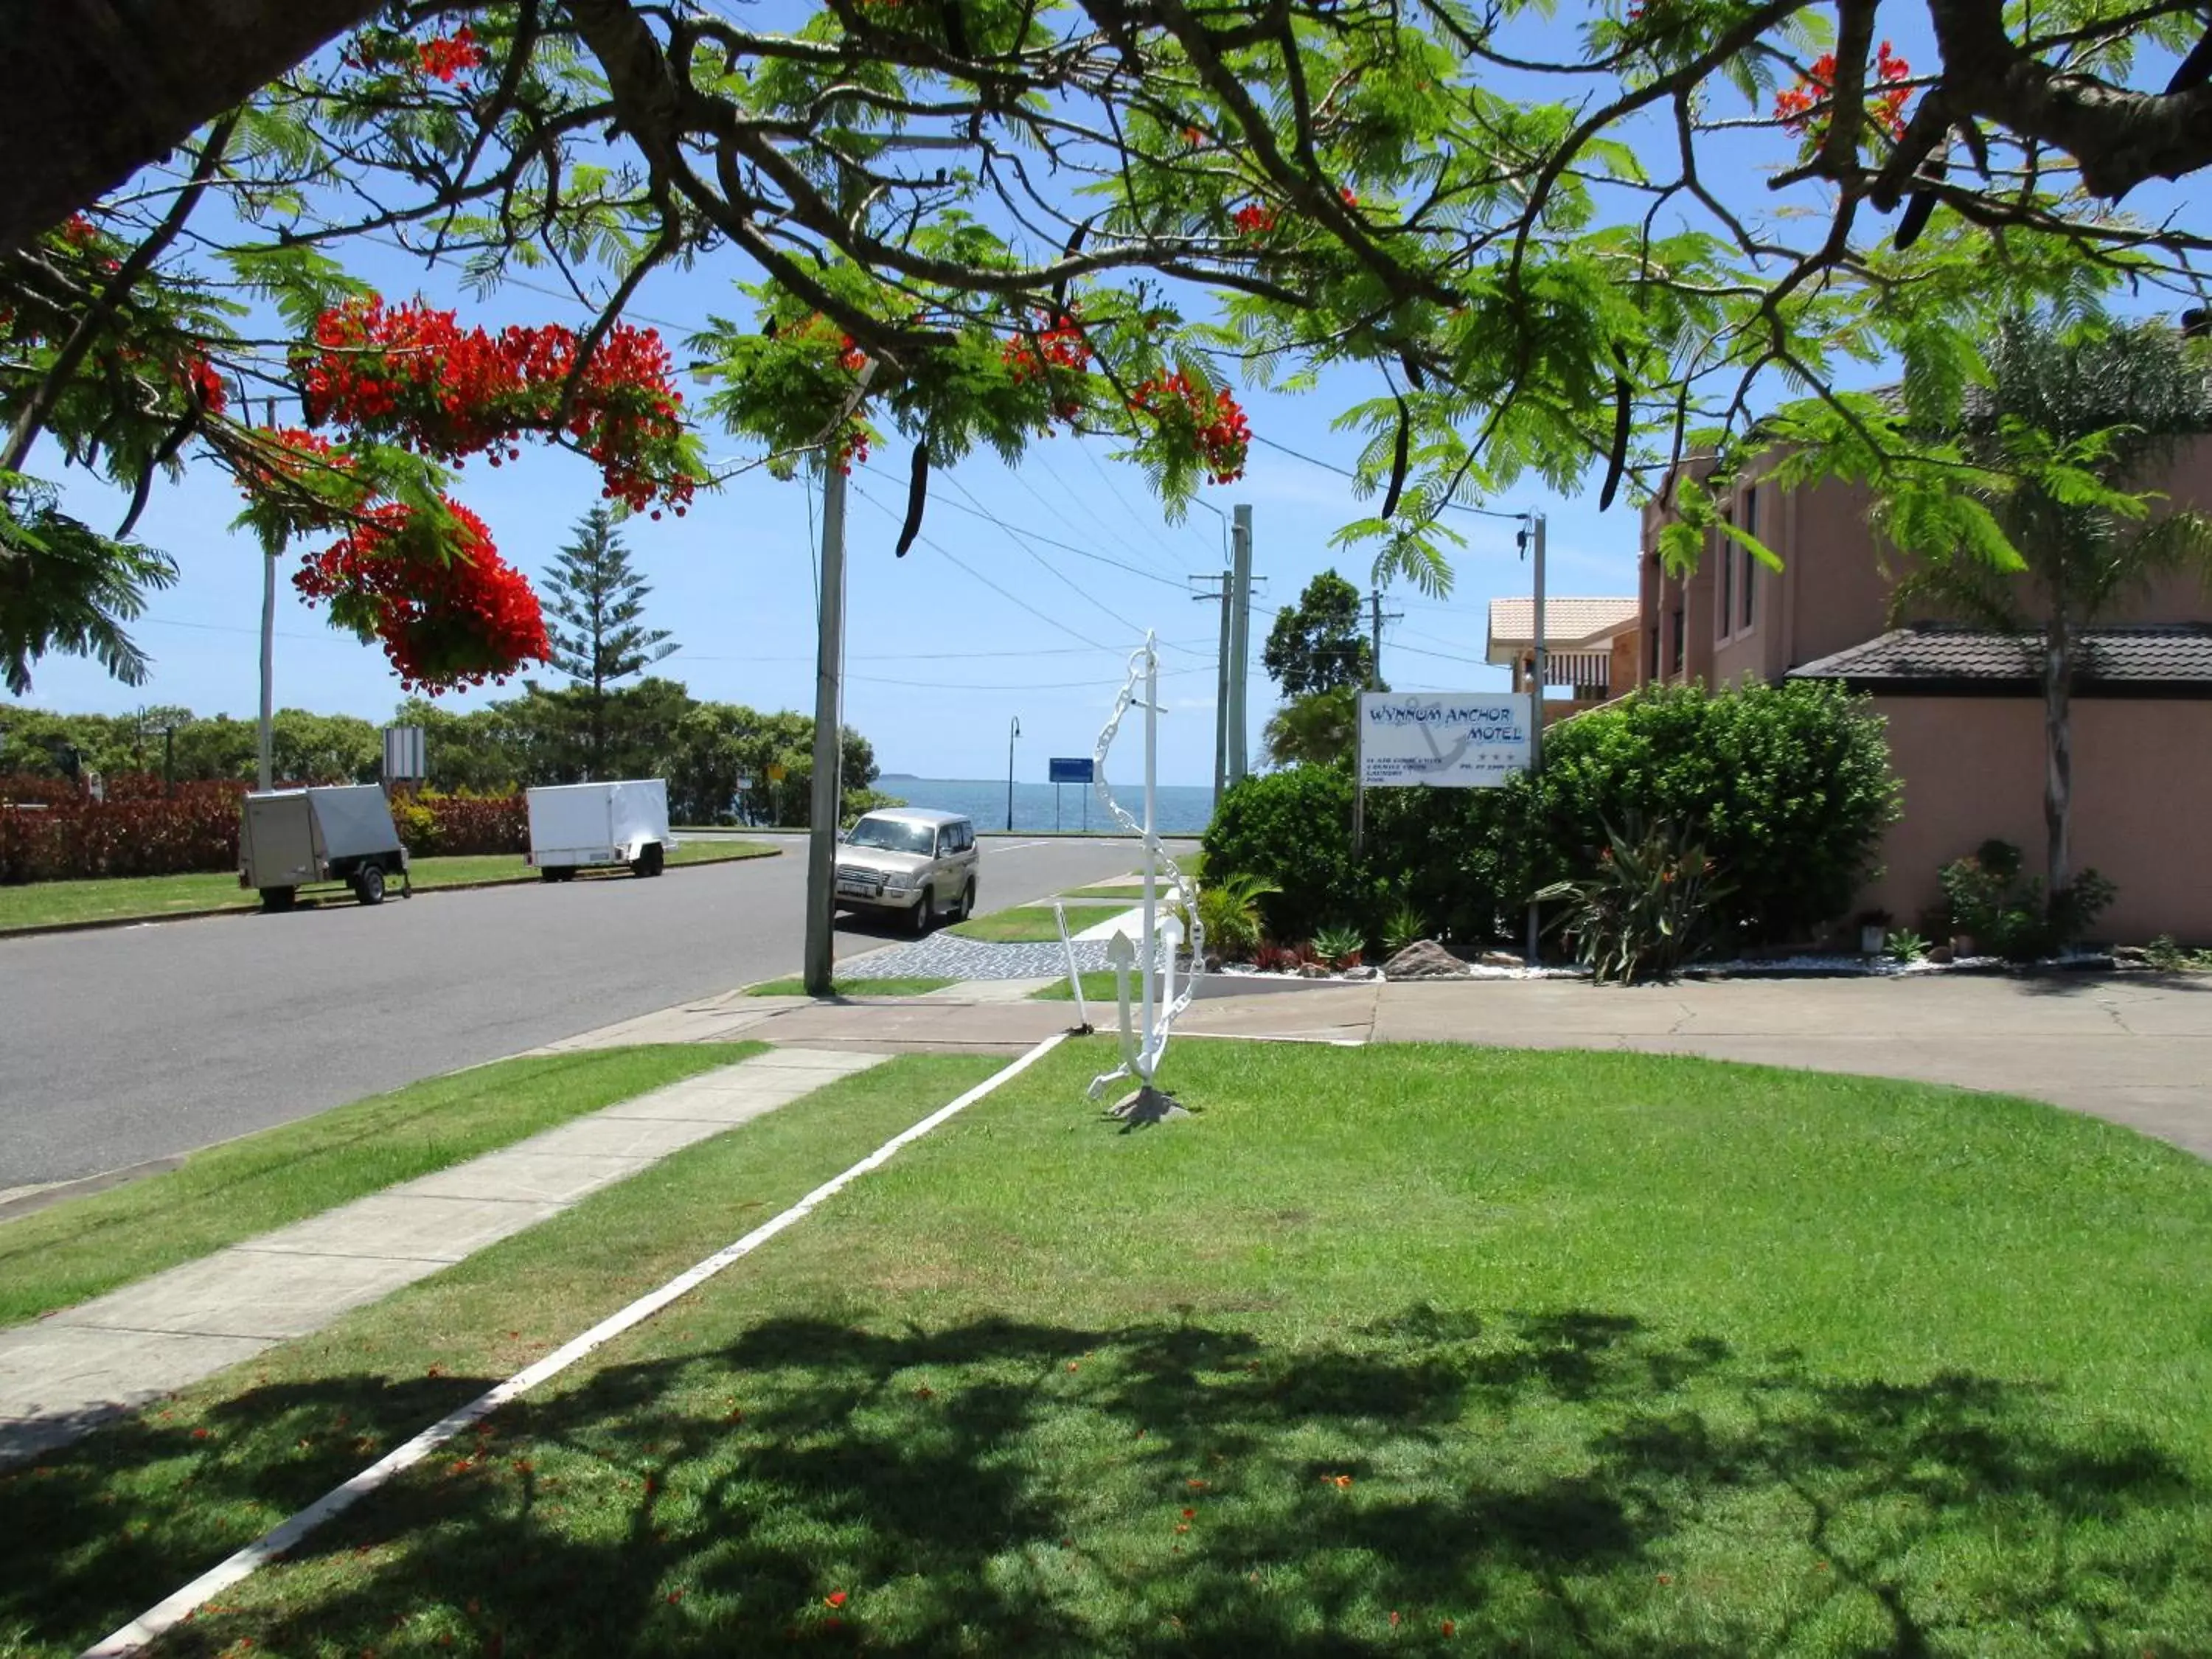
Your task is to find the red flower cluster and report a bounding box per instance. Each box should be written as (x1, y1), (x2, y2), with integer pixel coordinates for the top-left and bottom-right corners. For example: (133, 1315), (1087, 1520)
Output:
(1231, 203), (1279, 237)
(1130, 372), (1251, 484)
(294, 499), (549, 693)
(1002, 312), (1091, 422)
(178, 355), (228, 414)
(1775, 41), (1911, 140)
(831, 417), (871, 475)
(417, 26), (488, 83)
(299, 295), (692, 515)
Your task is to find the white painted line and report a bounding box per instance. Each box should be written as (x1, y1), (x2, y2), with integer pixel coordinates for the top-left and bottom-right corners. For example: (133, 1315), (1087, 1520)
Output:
(80, 1032), (1070, 1659)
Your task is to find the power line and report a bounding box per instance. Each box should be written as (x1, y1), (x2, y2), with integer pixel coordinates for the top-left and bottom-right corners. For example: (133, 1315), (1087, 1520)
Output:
(933, 472), (1153, 640)
(848, 479), (1117, 653)
(926, 487), (1188, 591)
(1249, 433), (1530, 522)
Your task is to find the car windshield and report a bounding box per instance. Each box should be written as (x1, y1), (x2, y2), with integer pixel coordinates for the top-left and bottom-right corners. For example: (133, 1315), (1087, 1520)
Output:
(846, 817), (936, 855)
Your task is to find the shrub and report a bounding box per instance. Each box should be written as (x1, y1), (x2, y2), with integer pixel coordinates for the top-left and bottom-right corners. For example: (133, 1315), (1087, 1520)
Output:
(1535, 816), (1732, 984)
(1531, 681), (1896, 946)
(1, 774), (244, 882)
(1200, 765), (1373, 941)
(1195, 872), (1279, 961)
(1938, 838), (2115, 961)
(389, 789), (528, 857)
(1203, 681), (1897, 950)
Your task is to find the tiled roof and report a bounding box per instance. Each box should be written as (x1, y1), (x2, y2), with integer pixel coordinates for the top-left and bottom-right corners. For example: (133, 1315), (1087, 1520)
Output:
(1788, 624), (2212, 689)
(1485, 597), (1639, 663)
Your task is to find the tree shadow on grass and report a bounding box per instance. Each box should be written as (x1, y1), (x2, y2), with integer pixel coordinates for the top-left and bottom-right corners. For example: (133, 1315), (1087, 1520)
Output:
(7, 1309), (2211, 1657)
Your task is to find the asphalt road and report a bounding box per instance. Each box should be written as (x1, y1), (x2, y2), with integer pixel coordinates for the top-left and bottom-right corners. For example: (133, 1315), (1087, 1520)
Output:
(0, 834), (1184, 1186)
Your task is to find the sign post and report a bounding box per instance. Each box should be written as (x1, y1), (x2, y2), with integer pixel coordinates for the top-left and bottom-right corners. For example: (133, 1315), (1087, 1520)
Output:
(1048, 757), (1094, 835)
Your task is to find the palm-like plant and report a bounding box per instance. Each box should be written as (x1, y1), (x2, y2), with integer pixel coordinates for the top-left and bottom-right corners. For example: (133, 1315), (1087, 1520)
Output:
(1889, 315), (2212, 904)
(0, 476), (177, 695)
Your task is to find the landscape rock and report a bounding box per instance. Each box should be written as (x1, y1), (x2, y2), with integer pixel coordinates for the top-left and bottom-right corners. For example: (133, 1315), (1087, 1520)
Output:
(1299, 963), (1331, 978)
(1927, 945), (1955, 964)
(1477, 950), (1526, 970)
(1382, 940), (1469, 981)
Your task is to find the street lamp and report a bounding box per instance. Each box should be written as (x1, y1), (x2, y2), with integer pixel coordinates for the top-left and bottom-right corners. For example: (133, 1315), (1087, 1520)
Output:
(1006, 714), (1020, 832)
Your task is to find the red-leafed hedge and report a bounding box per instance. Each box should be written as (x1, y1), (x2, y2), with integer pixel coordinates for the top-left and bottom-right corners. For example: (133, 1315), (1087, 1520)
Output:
(1, 775), (246, 883)
(1, 775), (530, 883)
(388, 788), (528, 857)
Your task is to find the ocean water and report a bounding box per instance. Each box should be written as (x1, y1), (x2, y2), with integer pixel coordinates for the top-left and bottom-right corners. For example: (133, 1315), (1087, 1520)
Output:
(874, 776), (1216, 835)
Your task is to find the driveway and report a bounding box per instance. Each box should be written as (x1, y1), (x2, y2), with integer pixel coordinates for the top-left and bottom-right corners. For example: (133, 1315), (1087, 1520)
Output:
(1178, 971), (2212, 1158)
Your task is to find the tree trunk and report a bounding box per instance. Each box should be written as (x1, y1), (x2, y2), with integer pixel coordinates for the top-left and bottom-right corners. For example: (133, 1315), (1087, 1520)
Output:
(2042, 624), (2073, 901)
(2, 0), (385, 251)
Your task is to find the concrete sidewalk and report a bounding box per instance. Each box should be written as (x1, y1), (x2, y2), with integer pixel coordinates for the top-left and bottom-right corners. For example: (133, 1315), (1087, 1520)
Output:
(0, 1048), (884, 1465)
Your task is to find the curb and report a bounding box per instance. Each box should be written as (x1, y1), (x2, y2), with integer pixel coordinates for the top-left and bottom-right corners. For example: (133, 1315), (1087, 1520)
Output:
(0, 846), (783, 944)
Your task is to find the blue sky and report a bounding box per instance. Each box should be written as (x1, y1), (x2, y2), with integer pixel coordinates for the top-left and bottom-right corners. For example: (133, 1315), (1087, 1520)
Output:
(28, 254), (1624, 788)
(21, 8), (2195, 787)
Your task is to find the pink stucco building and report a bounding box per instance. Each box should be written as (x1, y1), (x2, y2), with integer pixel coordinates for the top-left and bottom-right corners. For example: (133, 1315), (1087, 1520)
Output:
(1636, 444), (2212, 944)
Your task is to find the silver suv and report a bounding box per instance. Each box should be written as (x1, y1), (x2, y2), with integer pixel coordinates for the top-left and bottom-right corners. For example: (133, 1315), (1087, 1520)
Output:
(834, 808), (979, 933)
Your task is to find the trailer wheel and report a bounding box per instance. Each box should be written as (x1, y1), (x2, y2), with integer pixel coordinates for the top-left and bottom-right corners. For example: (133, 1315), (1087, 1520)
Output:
(632, 842), (665, 878)
(540, 867), (562, 884)
(355, 864), (386, 906)
(260, 886), (296, 913)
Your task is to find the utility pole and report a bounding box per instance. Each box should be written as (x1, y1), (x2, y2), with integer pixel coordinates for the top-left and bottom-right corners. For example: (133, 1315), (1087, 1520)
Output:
(1366, 587), (1402, 689)
(1524, 510), (1548, 964)
(257, 397), (277, 793)
(1005, 714), (1020, 832)
(802, 459), (850, 998)
(1191, 572), (1231, 807)
(1227, 504), (1253, 786)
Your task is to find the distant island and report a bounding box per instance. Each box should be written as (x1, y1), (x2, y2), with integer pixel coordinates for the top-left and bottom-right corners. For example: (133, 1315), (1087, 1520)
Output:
(877, 772), (922, 782)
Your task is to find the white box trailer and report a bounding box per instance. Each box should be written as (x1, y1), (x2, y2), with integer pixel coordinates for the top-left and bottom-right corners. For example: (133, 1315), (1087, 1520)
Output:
(526, 779), (676, 881)
(239, 785), (411, 911)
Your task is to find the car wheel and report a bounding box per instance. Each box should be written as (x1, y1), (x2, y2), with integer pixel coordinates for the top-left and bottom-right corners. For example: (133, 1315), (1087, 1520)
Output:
(259, 886), (295, 913)
(959, 880), (976, 921)
(911, 888), (936, 934)
(355, 865), (386, 906)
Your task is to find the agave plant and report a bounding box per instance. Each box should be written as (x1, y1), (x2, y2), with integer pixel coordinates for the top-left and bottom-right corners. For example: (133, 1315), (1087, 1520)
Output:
(1312, 923), (1366, 970)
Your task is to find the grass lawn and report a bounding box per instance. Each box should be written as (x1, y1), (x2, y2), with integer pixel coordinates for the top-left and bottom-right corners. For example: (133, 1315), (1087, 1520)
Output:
(12, 1041), (2212, 1657)
(744, 977), (956, 998)
(0, 840), (779, 933)
(947, 902), (1087, 943)
(1030, 970), (1124, 1002)
(0, 1045), (760, 1329)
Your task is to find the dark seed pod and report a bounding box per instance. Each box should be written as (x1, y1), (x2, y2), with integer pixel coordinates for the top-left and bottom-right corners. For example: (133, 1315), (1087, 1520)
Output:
(1381, 395), (1410, 520)
(1597, 372), (1631, 511)
(895, 441), (930, 557)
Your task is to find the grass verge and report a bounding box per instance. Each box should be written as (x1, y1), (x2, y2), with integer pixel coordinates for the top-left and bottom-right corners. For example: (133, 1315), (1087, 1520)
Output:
(946, 902), (1086, 943)
(11, 1040), (2212, 1655)
(0, 1053), (1003, 1657)
(0, 841), (779, 933)
(0, 1044), (762, 1329)
(744, 977), (957, 998)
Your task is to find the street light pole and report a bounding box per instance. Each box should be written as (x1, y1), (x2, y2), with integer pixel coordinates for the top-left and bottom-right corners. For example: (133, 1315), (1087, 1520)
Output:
(1006, 714), (1020, 832)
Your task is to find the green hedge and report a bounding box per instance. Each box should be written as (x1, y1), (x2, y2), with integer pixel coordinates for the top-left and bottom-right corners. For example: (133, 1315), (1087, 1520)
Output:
(1202, 681), (1898, 947)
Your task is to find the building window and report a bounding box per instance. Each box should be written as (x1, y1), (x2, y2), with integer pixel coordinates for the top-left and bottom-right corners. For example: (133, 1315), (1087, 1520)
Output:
(1740, 487), (1759, 630)
(1649, 625), (1660, 681)
(1670, 601), (1684, 673)
(1718, 532), (1734, 639)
